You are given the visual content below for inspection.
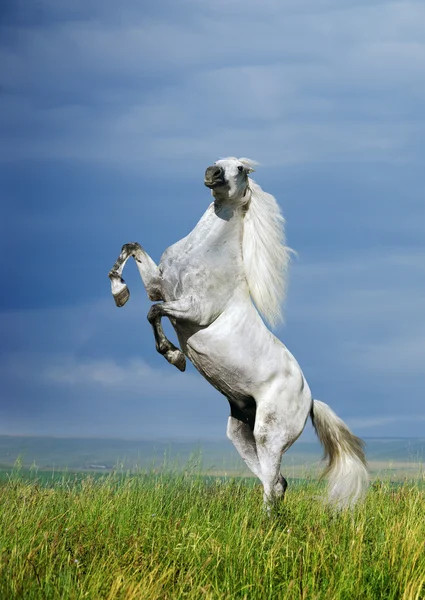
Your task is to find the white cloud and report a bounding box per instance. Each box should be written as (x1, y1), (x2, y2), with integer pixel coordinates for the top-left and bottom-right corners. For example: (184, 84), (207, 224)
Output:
(288, 249), (425, 322)
(281, 249), (425, 394)
(44, 355), (210, 397)
(1, 0), (424, 168)
(349, 414), (425, 429)
(346, 325), (425, 376)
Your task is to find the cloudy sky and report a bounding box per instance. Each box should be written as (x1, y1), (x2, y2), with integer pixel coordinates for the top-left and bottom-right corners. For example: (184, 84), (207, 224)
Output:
(1, 0), (424, 442)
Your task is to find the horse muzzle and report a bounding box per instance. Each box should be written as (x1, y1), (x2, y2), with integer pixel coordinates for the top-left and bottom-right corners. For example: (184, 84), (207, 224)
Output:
(204, 165), (225, 189)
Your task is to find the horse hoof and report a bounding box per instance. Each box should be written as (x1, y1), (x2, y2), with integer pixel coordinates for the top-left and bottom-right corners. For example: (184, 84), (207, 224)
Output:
(165, 349), (186, 372)
(174, 352), (186, 372)
(113, 286), (130, 307)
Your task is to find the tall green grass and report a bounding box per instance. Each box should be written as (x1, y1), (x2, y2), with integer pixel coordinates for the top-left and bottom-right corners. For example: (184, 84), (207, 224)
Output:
(1, 467), (424, 599)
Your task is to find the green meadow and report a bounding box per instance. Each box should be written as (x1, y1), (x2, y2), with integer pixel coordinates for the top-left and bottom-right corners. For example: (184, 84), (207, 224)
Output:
(0, 469), (424, 599)
(0, 437), (424, 599)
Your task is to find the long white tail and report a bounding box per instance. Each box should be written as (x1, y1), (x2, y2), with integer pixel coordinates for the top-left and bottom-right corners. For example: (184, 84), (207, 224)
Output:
(310, 399), (368, 508)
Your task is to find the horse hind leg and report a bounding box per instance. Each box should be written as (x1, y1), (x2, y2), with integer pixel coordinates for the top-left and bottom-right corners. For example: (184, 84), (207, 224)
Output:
(226, 404), (287, 502)
(254, 397), (309, 508)
(226, 405), (262, 480)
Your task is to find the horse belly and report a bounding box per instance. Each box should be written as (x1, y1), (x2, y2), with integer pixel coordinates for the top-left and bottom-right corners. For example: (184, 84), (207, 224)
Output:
(184, 309), (281, 401)
(185, 344), (251, 402)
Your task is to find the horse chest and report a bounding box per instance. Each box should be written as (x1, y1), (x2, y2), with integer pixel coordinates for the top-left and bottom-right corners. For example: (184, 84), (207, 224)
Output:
(159, 242), (240, 301)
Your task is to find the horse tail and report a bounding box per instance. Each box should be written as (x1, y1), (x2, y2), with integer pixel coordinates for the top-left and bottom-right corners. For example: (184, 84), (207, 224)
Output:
(310, 399), (368, 508)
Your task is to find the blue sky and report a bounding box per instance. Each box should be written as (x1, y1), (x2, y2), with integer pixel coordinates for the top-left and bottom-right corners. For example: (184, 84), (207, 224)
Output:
(1, 0), (424, 441)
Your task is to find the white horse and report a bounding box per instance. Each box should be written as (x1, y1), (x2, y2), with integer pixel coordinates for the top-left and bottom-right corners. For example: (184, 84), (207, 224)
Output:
(108, 157), (368, 508)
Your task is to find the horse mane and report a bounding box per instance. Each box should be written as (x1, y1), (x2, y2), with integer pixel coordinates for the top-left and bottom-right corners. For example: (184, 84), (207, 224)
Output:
(242, 173), (291, 328)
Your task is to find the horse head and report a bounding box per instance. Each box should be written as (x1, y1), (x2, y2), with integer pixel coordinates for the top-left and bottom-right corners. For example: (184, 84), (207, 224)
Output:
(204, 157), (256, 203)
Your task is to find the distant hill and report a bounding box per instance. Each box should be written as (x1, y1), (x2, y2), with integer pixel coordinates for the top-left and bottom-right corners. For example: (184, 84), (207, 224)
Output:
(0, 435), (423, 478)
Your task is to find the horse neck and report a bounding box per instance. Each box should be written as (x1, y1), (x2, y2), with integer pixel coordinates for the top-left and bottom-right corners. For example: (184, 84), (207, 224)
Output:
(189, 201), (244, 250)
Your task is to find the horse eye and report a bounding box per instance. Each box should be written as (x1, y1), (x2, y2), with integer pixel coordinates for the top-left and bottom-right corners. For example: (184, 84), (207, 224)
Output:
(238, 166), (244, 172)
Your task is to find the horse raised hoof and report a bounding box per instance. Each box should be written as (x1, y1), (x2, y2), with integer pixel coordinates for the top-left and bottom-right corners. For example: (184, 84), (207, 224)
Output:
(113, 285), (130, 307)
(165, 349), (186, 372)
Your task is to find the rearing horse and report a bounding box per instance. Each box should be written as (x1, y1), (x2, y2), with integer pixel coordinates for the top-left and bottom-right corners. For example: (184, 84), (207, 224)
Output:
(108, 157), (368, 508)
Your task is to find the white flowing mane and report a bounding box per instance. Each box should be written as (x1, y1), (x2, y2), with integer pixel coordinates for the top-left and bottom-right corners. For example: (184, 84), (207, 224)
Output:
(242, 172), (291, 328)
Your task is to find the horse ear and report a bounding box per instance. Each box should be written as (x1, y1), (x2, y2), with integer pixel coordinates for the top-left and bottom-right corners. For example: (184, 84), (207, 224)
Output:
(238, 157), (258, 174)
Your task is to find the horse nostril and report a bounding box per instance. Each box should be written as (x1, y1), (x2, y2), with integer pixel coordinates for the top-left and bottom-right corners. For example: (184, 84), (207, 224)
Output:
(205, 165), (223, 180)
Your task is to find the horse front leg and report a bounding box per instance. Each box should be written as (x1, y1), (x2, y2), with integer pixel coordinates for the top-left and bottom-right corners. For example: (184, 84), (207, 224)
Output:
(147, 298), (206, 372)
(108, 243), (185, 371)
(108, 242), (162, 306)
(147, 295), (215, 371)
(147, 308), (186, 372)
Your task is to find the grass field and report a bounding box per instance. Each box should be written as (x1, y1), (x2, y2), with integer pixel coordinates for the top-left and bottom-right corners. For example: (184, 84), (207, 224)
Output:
(1, 466), (424, 599)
